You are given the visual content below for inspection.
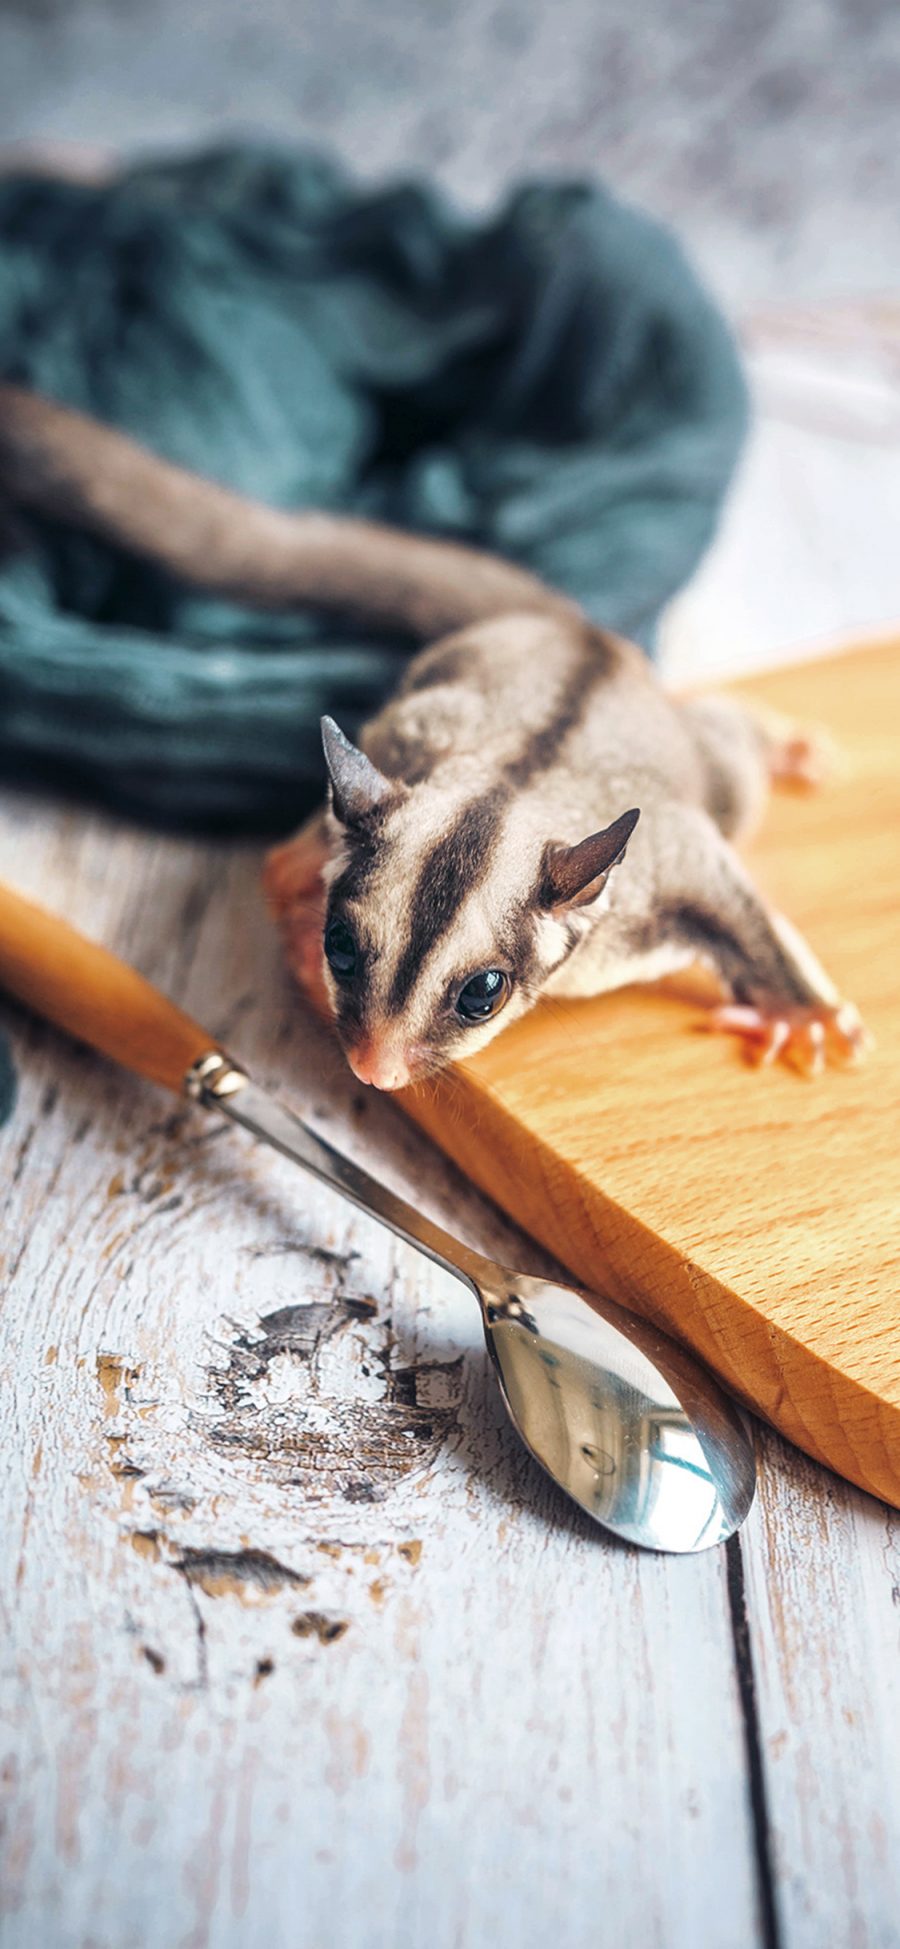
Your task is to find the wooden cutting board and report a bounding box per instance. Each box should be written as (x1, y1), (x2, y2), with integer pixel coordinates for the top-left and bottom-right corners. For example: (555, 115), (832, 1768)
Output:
(401, 638), (900, 1508)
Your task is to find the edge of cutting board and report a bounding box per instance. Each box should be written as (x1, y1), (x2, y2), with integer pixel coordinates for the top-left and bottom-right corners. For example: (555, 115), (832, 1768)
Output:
(397, 635), (900, 1509)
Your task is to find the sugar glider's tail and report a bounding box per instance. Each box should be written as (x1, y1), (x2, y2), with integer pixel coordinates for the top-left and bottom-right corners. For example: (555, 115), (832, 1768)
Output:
(0, 385), (576, 639)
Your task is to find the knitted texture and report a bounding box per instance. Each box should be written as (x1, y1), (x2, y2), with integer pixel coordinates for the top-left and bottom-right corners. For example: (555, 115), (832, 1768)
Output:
(0, 144), (747, 828)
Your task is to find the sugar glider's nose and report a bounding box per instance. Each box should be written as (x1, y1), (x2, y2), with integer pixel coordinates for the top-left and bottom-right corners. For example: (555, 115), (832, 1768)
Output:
(347, 1040), (412, 1092)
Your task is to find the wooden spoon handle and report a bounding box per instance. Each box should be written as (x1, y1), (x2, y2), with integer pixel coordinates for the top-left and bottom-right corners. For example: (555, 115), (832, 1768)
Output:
(0, 877), (221, 1093)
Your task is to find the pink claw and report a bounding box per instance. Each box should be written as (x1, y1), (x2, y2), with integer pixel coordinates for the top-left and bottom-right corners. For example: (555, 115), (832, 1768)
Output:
(700, 999), (869, 1076)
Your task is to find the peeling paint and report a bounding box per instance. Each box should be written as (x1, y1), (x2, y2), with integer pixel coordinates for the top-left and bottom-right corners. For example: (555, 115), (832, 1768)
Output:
(148, 1484), (197, 1515)
(177, 1546), (311, 1604)
(292, 1613), (349, 1645)
(96, 1353), (141, 1420)
(203, 1298), (463, 1503)
(130, 1531), (163, 1563)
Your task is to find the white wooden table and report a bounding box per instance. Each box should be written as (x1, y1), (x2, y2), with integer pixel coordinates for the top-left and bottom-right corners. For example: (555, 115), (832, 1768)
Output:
(2, 309), (900, 1949)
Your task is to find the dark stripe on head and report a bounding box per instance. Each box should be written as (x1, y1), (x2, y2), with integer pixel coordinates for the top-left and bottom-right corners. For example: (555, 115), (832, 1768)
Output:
(387, 787), (509, 1013)
(327, 806), (390, 908)
(329, 851), (377, 908)
(325, 821), (392, 1045)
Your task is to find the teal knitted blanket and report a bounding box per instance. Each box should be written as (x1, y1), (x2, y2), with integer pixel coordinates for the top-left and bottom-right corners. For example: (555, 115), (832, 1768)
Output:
(0, 144), (747, 829)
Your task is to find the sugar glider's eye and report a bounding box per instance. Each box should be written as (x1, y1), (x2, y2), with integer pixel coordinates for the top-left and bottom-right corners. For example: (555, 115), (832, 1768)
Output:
(456, 969), (509, 1023)
(325, 918), (358, 980)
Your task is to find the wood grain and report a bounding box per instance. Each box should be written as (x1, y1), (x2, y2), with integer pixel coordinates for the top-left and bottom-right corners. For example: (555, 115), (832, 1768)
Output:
(403, 638), (900, 1508)
(743, 1427), (900, 1949)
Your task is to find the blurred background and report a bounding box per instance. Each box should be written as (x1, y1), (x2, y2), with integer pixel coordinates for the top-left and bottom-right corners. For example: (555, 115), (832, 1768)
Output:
(1, 0), (898, 308)
(0, 0), (896, 307)
(1, 0), (899, 672)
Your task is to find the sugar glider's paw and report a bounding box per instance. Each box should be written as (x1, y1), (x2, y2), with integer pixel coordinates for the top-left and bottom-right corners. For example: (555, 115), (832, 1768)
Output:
(700, 999), (870, 1076)
(263, 818), (331, 1016)
(759, 711), (836, 791)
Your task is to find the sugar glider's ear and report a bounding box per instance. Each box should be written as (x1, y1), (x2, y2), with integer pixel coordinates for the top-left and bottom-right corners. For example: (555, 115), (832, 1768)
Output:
(321, 716), (393, 825)
(541, 808), (640, 909)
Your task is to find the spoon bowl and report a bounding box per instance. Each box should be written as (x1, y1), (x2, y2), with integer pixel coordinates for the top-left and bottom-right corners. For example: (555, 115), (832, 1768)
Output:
(483, 1273), (755, 1551)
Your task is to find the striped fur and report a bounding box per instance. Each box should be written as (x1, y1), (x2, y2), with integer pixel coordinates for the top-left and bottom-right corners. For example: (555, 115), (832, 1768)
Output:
(316, 610), (849, 1087)
(321, 613), (694, 1079)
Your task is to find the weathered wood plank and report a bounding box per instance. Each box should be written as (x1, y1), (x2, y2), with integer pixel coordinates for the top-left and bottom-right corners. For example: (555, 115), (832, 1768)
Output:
(741, 1432), (900, 1949)
(0, 802), (760, 1949)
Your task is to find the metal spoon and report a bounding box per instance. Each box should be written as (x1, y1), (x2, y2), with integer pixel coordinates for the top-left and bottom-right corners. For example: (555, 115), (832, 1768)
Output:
(0, 879), (755, 1553)
(186, 1053), (755, 1552)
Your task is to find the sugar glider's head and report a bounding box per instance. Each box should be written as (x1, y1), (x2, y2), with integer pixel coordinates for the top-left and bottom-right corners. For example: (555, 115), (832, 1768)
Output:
(319, 717), (639, 1091)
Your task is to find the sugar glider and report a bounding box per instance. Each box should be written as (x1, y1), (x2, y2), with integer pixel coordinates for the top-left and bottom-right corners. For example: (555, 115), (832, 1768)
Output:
(0, 385), (866, 1090)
